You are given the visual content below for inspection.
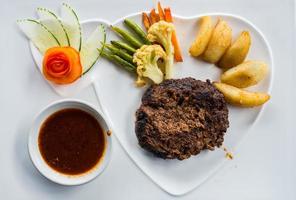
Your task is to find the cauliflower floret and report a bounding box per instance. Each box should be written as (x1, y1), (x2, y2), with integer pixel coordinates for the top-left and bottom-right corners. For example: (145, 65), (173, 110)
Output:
(133, 44), (166, 86)
(147, 21), (175, 79)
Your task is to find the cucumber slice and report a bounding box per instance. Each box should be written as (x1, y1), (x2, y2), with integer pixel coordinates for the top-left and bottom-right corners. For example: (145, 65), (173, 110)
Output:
(61, 3), (82, 51)
(17, 19), (60, 54)
(80, 25), (106, 75)
(37, 7), (70, 46)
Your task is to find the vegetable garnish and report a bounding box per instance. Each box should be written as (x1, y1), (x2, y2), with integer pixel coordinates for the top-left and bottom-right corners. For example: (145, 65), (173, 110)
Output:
(102, 2), (182, 86)
(149, 9), (159, 24)
(164, 8), (183, 62)
(103, 20), (145, 74)
(147, 21), (175, 79)
(105, 44), (133, 63)
(81, 25), (106, 75)
(111, 40), (136, 54)
(43, 47), (82, 84)
(104, 16), (176, 85)
(111, 26), (143, 48)
(101, 50), (136, 73)
(142, 2), (183, 62)
(37, 7), (70, 47)
(157, 2), (165, 20)
(133, 44), (166, 86)
(61, 3), (82, 52)
(124, 19), (151, 45)
(18, 3), (106, 85)
(142, 13), (151, 31)
(17, 19), (60, 54)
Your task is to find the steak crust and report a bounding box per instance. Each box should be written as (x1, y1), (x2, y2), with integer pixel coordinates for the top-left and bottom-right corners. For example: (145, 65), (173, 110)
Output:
(135, 78), (229, 160)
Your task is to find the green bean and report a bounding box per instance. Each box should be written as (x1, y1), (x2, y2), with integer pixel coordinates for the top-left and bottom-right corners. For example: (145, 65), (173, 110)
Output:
(124, 19), (151, 45)
(105, 44), (134, 63)
(111, 26), (143, 48)
(111, 40), (136, 55)
(101, 50), (136, 73)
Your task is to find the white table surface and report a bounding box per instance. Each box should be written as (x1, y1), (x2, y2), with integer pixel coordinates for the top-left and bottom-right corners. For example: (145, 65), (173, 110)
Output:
(0, 0), (295, 199)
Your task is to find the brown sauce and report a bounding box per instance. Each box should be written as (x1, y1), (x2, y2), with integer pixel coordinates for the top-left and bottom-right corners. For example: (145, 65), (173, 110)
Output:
(38, 108), (105, 175)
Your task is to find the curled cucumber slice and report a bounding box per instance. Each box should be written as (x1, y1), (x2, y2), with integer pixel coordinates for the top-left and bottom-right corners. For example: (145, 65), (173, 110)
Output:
(80, 25), (106, 75)
(61, 3), (82, 51)
(37, 7), (70, 46)
(17, 19), (60, 54)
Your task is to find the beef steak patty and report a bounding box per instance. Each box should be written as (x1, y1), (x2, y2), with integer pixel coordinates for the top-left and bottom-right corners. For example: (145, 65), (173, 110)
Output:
(135, 78), (229, 160)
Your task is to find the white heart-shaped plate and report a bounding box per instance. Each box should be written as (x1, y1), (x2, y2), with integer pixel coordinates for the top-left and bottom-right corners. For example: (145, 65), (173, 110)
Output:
(31, 13), (273, 195)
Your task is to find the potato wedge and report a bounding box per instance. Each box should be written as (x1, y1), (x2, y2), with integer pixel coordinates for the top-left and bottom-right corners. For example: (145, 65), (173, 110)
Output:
(218, 31), (251, 69)
(221, 61), (268, 88)
(202, 19), (232, 63)
(189, 16), (213, 57)
(213, 82), (270, 107)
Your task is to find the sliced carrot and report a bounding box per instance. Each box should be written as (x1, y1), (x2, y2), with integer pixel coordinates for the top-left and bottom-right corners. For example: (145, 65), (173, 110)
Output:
(164, 8), (183, 62)
(149, 8), (160, 24)
(142, 12), (151, 31)
(157, 2), (165, 20)
(171, 32), (183, 62)
(164, 7), (173, 22)
(43, 47), (82, 84)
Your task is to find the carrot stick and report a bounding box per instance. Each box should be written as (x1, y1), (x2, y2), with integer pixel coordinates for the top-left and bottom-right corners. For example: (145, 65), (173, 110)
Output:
(164, 8), (173, 22)
(164, 8), (183, 62)
(142, 12), (151, 31)
(171, 32), (183, 62)
(157, 2), (165, 20)
(149, 8), (160, 24)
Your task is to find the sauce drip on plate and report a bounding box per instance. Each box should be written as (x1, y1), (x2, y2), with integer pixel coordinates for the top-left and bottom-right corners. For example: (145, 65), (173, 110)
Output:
(38, 108), (105, 175)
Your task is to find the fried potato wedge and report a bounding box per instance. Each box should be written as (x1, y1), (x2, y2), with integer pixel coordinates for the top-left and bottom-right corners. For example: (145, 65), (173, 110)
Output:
(202, 19), (232, 63)
(218, 31), (251, 69)
(189, 16), (213, 57)
(221, 61), (268, 88)
(214, 82), (270, 107)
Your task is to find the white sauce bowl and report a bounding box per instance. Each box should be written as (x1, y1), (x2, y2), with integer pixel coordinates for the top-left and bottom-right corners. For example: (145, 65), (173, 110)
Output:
(28, 99), (112, 185)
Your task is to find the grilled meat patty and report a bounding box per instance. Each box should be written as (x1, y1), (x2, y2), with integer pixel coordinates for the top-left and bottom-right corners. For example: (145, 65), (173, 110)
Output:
(135, 78), (229, 160)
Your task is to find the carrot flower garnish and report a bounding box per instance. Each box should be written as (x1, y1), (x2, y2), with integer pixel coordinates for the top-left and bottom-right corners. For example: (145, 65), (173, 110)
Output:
(43, 47), (82, 84)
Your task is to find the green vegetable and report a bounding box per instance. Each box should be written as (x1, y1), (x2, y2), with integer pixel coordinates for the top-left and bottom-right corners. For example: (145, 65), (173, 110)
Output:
(111, 40), (136, 55)
(61, 3), (82, 51)
(111, 26), (143, 48)
(101, 50), (136, 73)
(17, 19), (60, 54)
(105, 44), (133, 63)
(81, 25), (106, 75)
(147, 21), (175, 79)
(124, 19), (151, 45)
(133, 45), (166, 86)
(37, 7), (70, 46)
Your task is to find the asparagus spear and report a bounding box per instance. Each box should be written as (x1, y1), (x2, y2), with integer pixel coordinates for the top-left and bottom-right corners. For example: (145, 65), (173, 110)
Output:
(105, 44), (134, 63)
(111, 40), (136, 55)
(101, 50), (136, 73)
(124, 19), (151, 45)
(111, 26), (143, 48)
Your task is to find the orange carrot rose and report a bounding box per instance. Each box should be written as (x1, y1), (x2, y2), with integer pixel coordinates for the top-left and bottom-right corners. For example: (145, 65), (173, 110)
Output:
(43, 47), (82, 84)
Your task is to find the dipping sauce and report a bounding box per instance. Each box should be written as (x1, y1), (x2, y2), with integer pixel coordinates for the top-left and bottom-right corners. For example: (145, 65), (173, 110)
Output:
(38, 108), (105, 175)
